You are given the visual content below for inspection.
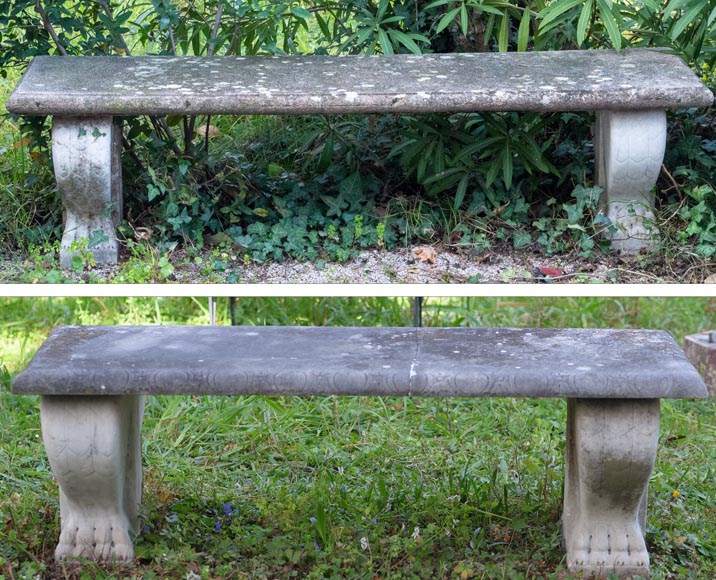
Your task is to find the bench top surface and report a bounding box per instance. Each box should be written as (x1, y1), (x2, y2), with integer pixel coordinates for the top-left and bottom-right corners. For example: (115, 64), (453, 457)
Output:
(7, 50), (712, 116)
(12, 325), (707, 399)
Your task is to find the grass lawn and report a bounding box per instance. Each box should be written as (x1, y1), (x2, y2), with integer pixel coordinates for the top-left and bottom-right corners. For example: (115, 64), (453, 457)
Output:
(1, 296), (714, 579)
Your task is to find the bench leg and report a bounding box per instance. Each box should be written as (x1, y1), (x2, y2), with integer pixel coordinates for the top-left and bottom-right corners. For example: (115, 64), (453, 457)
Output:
(595, 110), (666, 253)
(40, 395), (144, 563)
(52, 116), (122, 268)
(563, 398), (660, 578)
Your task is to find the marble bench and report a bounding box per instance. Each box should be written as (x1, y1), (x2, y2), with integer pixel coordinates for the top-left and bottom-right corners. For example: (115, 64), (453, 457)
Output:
(12, 324), (707, 578)
(6, 50), (713, 266)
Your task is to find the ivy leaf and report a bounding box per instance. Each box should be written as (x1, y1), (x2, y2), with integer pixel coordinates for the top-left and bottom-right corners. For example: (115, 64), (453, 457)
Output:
(87, 230), (109, 249)
(147, 184), (162, 202)
(339, 171), (363, 201)
(572, 184), (602, 210)
(513, 230), (532, 249)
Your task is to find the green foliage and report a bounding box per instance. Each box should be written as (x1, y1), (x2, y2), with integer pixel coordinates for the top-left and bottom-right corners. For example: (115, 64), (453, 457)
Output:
(424, 0), (527, 53)
(679, 185), (716, 257)
(531, 184), (607, 255)
(539, 0), (625, 50)
(341, 0), (430, 54)
(662, 108), (716, 258)
(114, 239), (177, 282)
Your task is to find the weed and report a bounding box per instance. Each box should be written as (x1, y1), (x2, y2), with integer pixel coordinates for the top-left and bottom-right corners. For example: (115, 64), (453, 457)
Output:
(67, 238), (97, 274)
(114, 240), (176, 283)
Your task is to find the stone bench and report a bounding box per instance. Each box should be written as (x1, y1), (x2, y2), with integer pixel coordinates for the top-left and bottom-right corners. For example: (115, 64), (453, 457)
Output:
(13, 324), (707, 578)
(6, 50), (713, 266)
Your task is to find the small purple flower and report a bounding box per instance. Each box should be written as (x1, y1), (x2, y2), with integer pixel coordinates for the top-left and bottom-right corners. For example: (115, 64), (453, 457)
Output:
(222, 502), (236, 517)
(214, 520), (222, 532)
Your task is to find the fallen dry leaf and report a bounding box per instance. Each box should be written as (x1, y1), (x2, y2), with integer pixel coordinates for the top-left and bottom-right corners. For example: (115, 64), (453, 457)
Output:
(12, 136), (31, 149)
(197, 124), (221, 138)
(134, 227), (153, 241)
(704, 274), (716, 283)
(205, 232), (234, 246)
(412, 246), (437, 265)
(493, 202), (510, 216)
(536, 266), (565, 278)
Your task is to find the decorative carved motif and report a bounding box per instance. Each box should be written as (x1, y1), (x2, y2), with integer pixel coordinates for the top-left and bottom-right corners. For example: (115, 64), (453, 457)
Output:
(563, 398), (660, 578)
(51, 116), (122, 267)
(595, 110), (666, 253)
(40, 395), (144, 562)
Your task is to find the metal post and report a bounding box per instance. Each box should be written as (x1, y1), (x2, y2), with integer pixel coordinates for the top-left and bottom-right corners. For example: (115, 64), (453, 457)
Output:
(208, 297), (217, 326)
(413, 297), (423, 328)
(229, 297), (237, 326)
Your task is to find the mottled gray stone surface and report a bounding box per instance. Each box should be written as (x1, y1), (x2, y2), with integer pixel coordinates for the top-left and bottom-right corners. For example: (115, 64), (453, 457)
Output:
(13, 325), (707, 398)
(683, 331), (716, 397)
(7, 49), (712, 116)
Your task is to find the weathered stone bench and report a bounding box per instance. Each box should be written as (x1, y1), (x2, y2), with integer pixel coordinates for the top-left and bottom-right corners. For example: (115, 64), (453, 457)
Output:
(6, 50), (713, 266)
(13, 324), (707, 578)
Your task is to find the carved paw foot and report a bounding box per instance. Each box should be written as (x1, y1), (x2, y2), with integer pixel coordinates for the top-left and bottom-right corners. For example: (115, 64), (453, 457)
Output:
(567, 521), (649, 578)
(605, 202), (658, 254)
(56, 514), (134, 563)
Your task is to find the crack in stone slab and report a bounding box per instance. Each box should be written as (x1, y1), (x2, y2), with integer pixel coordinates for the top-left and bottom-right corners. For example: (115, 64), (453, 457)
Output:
(408, 329), (421, 397)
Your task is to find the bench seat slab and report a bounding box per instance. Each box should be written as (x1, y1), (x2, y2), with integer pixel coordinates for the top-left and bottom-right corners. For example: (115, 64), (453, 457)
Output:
(7, 50), (713, 116)
(563, 398), (660, 578)
(40, 395), (144, 563)
(13, 326), (708, 399)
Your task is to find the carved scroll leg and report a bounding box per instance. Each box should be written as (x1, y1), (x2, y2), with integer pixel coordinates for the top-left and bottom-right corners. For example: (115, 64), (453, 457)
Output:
(52, 116), (122, 268)
(40, 395), (145, 563)
(595, 110), (666, 254)
(563, 398), (660, 579)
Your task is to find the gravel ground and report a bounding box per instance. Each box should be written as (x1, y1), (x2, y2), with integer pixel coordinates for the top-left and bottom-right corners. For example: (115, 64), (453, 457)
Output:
(3, 243), (714, 284)
(228, 247), (639, 284)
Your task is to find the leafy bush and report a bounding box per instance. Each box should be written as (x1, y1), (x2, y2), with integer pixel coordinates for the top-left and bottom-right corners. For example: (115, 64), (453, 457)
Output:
(1, 0), (714, 259)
